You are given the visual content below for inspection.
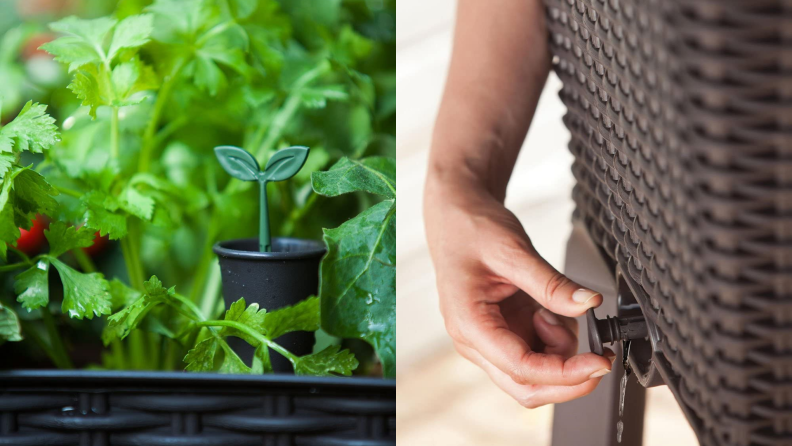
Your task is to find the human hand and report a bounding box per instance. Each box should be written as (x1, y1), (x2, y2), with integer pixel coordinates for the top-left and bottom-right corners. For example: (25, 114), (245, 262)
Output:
(424, 182), (616, 408)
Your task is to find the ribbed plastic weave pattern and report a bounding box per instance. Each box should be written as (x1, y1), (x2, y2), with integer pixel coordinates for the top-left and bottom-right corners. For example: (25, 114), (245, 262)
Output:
(0, 371), (395, 446)
(543, 0), (792, 445)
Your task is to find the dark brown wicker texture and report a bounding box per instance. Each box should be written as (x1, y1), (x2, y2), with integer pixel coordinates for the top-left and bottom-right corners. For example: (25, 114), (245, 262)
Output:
(543, 0), (792, 445)
(0, 371), (395, 446)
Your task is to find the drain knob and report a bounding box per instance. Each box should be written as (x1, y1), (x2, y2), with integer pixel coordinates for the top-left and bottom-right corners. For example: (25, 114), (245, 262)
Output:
(586, 308), (648, 355)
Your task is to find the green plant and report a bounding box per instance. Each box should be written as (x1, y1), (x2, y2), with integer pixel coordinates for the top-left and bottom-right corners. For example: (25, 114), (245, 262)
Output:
(214, 145), (309, 252)
(0, 0), (395, 375)
(312, 156), (395, 377)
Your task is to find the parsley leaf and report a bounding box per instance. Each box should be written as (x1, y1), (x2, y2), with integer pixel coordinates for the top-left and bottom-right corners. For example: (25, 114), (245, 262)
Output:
(14, 260), (50, 312)
(0, 302), (22, 344)
(294, 345), (358, 377)
(108, 14), (154, 61)
(49, 257), (111, 319)
(42, 16), (117, 71)
(44, 221), (95, 258)
(184, 337), (217, 372)
(0, 101), (59, 155)
(261, 295), (320, 339)
(102, 276), (175, 345)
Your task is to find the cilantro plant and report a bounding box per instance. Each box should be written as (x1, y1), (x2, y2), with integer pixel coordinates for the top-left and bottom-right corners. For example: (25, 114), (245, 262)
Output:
(0, 0), (394, 376)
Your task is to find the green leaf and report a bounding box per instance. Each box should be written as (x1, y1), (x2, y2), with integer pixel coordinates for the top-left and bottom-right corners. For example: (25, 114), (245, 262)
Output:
(262, 296), (320, 339)
(13, 169), (59, 219)
(262, 146), (310, 182)
(218, 297), (267, 344)
(294, 345), (358, 377)
(109, 278), (142, 309)
(320, 199), (396, 377)
(218, 341), (251, 373)
(68, 68), (109, 119)
(44, 221), (95, 258)
(83, 191), (128, 239)
(50, 257), (111, 319)
(184, 337), (217, 372)
(214, 145), (260, 181)
(120, 185), (155, 220)
(251, 344), (272, 374)
(14, 260), (50, 311)
(102, 276), (174, 345)
(311, 157), (395, 199)
(0, 302), (22, 343)
(0, 174), (18, 261)
(0, 101), (59, 154)
(108, 14), (153, 61)
(43, 16), (117, 71)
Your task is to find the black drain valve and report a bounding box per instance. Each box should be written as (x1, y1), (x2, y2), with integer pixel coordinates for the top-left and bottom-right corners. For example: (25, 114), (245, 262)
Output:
(586, 308), (649, 356)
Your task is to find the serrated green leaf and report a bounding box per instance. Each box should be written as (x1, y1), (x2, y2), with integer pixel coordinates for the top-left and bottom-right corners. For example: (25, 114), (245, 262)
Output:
(44, 221), (95, 258)
(294, 345), (358, 377)
(85, 207), (127, 239)
(43, 16), (117, 71)
(184, 337), (217, 372)
(262, 296), (320, 339)
(263, 146), (309, 182)
(108, 14), (153, 61)
(111, 61), (140, 100)
(0, 168), (26, 260)
(0, 302), (22, 343)
(120, 186), (155, 220)
(14, 260), (50, 311)
(102, 276), (175, 345)
(50, 257), (111, 319)
(219, 297), (267, 345)
(109, 278), (142, 309)
(320, 199), (395, 377)
(311, 157), (395, 199)
(214, 145), (260, 181)
(218, 341), (251, 373)
(68, 65), (113, 118)
(13, 168), (59, 219)
(0, 153), (14, 177)
(0, 101), (59, 154)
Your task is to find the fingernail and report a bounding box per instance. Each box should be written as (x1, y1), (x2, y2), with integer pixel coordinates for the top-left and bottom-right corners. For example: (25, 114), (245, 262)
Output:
(572, 288), (601, 305)
(589, 369), (611, 379)
(604, 350), (617, 364)
(538, 309), (561, 326)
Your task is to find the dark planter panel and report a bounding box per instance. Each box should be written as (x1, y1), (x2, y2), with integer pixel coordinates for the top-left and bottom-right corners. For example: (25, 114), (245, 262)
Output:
(0, 370), (395, 445)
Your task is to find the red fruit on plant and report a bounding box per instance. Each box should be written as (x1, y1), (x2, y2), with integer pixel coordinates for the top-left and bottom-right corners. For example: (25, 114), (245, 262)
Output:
(82, 231), (109, 257)
(15, 217), (46, 254)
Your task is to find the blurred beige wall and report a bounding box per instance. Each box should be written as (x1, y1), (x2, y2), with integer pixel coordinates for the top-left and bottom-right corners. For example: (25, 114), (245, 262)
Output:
(395, 1), (697, 445)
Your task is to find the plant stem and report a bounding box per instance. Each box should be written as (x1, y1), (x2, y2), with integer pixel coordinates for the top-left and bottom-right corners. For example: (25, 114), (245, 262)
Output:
(195, 320), (298, 364)
(41, 309), (74, 369)
(139, 59), (185, 172)
(71, 249), (95, 273)
(54, 185), (83, 199)
(110, 106), (120, 159)
(19, 320), (60, 367)
(0, 261), (29, 272)
(259, 180), (270, 252)
(188, 215), (220, 304)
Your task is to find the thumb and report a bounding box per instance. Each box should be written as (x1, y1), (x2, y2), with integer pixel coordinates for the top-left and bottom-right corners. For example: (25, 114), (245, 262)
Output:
(503, 248), (602, 318)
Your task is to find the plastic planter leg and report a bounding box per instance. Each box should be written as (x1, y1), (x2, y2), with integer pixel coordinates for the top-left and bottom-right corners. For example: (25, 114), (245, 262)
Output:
(551, 222), (646, 446)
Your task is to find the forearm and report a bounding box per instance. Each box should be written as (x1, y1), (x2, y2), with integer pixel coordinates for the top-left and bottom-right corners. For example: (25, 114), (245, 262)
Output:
(428, 0), (551, 203)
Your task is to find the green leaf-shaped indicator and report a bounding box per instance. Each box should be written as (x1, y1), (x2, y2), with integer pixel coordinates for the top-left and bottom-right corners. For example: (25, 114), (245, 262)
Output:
(262, 146), (310, 182)
(214, 145), (260, 181)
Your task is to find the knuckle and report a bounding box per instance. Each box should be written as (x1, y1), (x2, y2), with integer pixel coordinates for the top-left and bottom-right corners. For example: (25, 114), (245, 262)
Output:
(544, 272), (572, 303)
(508, 352), (536, 385)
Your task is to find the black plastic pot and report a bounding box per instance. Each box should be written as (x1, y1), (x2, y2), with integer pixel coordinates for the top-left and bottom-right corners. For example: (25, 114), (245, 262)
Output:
(0, 370), (395, 445)
(213, 237), (326, 372)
